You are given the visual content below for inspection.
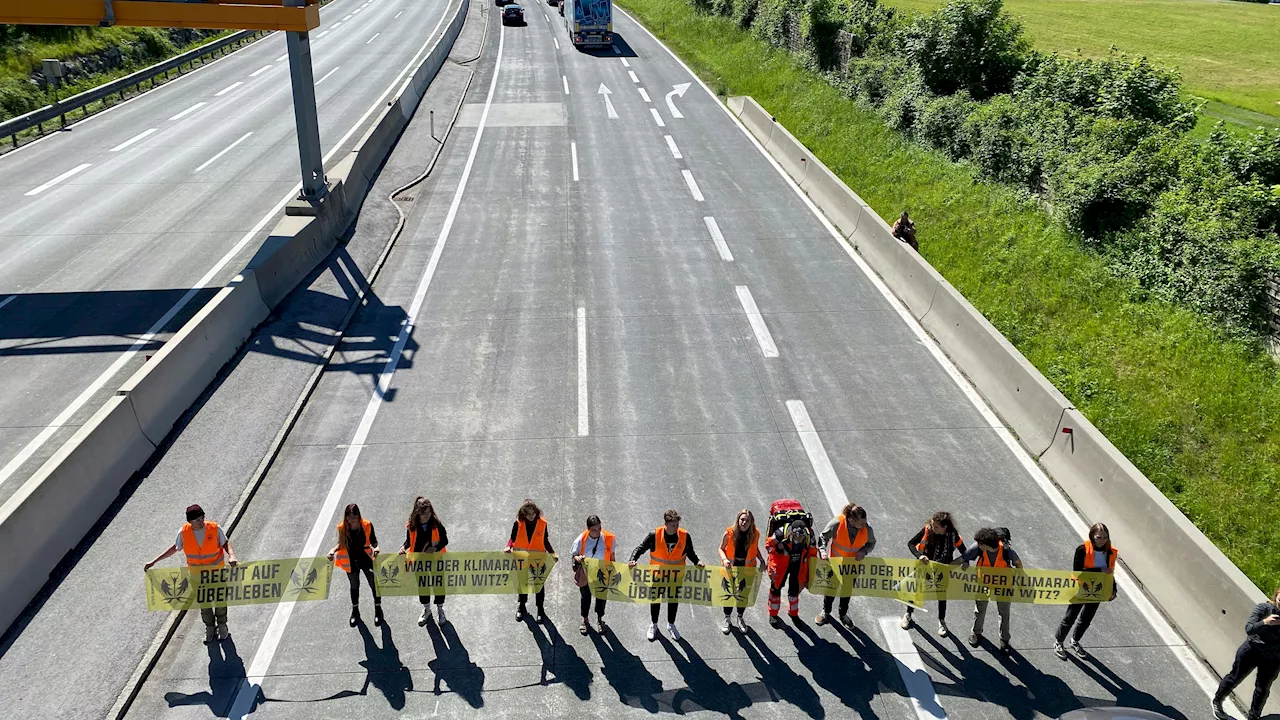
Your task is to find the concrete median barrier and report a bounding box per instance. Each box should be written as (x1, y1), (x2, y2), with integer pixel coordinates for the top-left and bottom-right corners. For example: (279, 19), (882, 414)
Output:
(728, 95), (775, 149)
(761, 114), (810, 187)
(802, 162), (864, 239)
(0, 396), (155, 633)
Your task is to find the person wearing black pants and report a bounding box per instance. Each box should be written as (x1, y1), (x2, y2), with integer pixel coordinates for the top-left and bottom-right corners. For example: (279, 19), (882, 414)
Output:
(505, 499), (556, 622)
(629, 509), (703, 642)
(1054, 522), (1117, 658)
(902, 511), (965, 638)
(328, 503), (383, 628)
(400, 497), (448, 627)
(571, 515), (615, 635)
(1213, 584), (1280, 720)
(718, 509), (764, 634)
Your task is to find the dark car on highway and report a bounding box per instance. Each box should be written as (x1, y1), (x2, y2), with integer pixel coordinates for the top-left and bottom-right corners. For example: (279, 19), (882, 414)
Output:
(502, 3), (525, 23)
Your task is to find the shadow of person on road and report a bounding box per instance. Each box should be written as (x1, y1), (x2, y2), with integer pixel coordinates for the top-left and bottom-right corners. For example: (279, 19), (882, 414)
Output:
(1070, 652), (1188, 719)
(790, 618), (882, 718)
(588, 625), (665, 713)
(425, 618), (485, 708)
(356, 619), (412, 710)
(734, 626), (825, 718)
(656, 634), (752, 718)
(534, 617), (593, 700)
(162, 635), (248, 717)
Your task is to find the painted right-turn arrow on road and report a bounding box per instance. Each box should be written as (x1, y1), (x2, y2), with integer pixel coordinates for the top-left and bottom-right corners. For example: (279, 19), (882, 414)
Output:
(666, 82), (691, 119)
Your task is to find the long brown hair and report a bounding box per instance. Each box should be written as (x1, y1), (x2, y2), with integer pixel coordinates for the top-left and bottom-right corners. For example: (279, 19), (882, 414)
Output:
(732, 509), (756, 544)
(516, 498), (542, 521)
(407, 497), (440, 529)
(1087, 522), (1111, 551)
(337, 503), (364, 549)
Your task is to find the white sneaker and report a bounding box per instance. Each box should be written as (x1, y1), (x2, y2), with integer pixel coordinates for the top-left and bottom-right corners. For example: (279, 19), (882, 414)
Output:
(721, 617), (732, 635)
(937, 622), (949, 638)
(437, 606), (447, 625)
(418, 607), (430, 627)
(668, 623), (681, 641)
(1053, 642), (1067, 660)
(1068, 638), (1084, 656)
(736, 614), (748, 632)
(900, 611), (912, 630)
(646, 623), (658, 642)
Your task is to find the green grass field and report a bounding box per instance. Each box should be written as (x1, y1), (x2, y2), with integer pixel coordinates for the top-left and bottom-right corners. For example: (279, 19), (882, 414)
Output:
(617, 0), (1280, 593)
(885, 0), (1280, 128)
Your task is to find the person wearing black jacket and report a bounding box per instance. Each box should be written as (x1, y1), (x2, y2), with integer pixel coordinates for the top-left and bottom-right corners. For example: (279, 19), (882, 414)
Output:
(901, 511), (964, 638)
(1054, 523), (1117, 659)
(1213, 584), (1280, 720)
(629, 509), (703, 642)
(399, 497), (449, 627)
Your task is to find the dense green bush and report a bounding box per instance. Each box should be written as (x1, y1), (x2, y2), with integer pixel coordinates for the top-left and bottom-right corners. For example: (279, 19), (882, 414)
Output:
(900, 0), (1029, 99)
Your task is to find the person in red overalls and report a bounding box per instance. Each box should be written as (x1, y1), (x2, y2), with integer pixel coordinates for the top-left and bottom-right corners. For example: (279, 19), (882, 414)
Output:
(766, 519), (818, 628)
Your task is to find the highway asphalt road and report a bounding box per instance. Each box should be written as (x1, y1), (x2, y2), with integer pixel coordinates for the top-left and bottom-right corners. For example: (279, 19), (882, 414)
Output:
(109, 2), (1226, 718)
(0, 0), (453, 504)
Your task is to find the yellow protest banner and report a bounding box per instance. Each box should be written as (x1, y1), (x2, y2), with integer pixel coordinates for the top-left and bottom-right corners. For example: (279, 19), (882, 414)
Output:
(941, 565), (1114, 605)
(805, 559), (1113, 605)
(373, 551), (557, 597)
(145, 557), (332, 611)
(583, 560), (763, 607)
(806, 557), (945, 605)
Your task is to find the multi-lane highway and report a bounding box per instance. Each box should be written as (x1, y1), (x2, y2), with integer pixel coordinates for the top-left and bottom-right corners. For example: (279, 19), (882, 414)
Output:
(88, 2), (1224, 717)
(0, 0), (453, 504)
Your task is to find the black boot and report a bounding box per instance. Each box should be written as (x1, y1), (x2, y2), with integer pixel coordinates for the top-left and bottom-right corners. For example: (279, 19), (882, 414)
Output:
(374, 604), (384, 627)
(350, 606), (361, 628)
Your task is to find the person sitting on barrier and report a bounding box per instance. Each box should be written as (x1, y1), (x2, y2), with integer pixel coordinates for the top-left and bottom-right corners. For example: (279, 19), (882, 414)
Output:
(399, 496), (448, 628)
(629, 509), (704, 642)
(892, 211), (918, 252)
(1213, 584), (1280, 720)
(902, 511), (964, 637)
(816, 503), (876, 629)
(1054, 522), (1117, 659)
(766, 518), (818, 629)
(719, 508), (764, 635)
(571, 514), (615, 636)
(962, 527), (1022, 654)
(145, 503), (239, 644)
(327, 503), (383, 628)
(505, 498), (556, 623)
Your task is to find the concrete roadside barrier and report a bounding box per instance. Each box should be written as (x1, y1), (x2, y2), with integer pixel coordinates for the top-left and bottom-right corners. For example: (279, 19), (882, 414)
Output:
(727, 95), (776, 149)
(760, 113), (810, 187)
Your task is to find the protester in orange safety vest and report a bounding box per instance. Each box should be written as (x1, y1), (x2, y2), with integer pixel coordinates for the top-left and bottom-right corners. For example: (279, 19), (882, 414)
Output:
(571, 514), (615, 635)
(145, 504), (239, 644)
(816, 503), (877, 629)
(902, 510), (965, 637)
(629, 509), (704, 642)
(505, 498), (556, 623)
(1054, 522), (1118, 659)
(962, 527), (1023, 654)
(718, 509), (763, 634)
(399, 497), (448, 628)
(765, 518), (818, 629)
(328, 503), (383, 628)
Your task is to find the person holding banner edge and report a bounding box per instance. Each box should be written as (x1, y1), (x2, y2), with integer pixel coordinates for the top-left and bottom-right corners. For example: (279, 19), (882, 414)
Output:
(144, 503), (238, 644)
(766, 518), (818, 629)
(1212, 584), (1280, 720)
(506, 499), (556, 623)
(902, 511), (964, 638)
(816, 503), (876, 629)
(962, 527), (1022, 654)
(400, 497), (448, 627)
(571, 515), (614, 636)
(719, 509), (764, 634)
(327, 503), (383, 629)
(1053, 522), (1117, 659)
(629, 509), (704, 642)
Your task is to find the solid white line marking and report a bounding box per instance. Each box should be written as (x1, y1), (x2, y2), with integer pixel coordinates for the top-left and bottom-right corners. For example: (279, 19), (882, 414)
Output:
(704, 217), (733, 261)
(738, 286), (779, 359)
(571, 141), (579, 182)
(0, 295), (15, 311)
(786, 400), (844, 511)
(24, 163), (91, 196)
(554, 37), (560, 49)
(168, 102), (207, 121)
(109, 128), (157, 153)
(563, 76), (569, 95)
(650, 108), (665, 127)
(620, 57), (630, 67)
(880, 616), (948, 719)
(578, 307), (589, 436)
(681, 169), (702, 201)
(316, 67), (340, 85)
(226, 26), (509, 720)
(249, 65), (273, 78)
(638, 88), (650, 103)
(194, 132), (252, 173)
(628, 70), (639, 84)
(367, 32), (380, 43)
(214, 81), (243, 97)
(394, 10), (403, 18)
(664, 134), (681, 159)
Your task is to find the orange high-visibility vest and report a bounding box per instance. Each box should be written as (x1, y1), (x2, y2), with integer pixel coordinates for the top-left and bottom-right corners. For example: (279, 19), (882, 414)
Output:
(651, 526), (688, 565)
(976, 541), (1009, 568)
(829, 516), (869, 558)
(513, 517), (548, 552)
(1083, 539), (1118, 571)
(721, 526), (760, 564)
(408, 525), (445, 554)
(577, 529), (615, 561)
(181, 521), (225, 569)
(335, 518), (373, 572)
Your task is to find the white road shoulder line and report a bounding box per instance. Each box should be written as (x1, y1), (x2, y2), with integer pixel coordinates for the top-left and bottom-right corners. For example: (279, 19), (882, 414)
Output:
(226, 25), (509, 720)
(194, 132), (253, 173)
(316, 67), (340, 85)
(109, 128), (157, 152)
(249, 65), (273, 78)
(664, 134), (681, 159)
(571, 141), (579, 182)
(879, 616), (949, 719)
(168, 102), (207, 121)
(578, 307), (589, 436)
(704, 217), (733, 261)
(737, 286), (779, 358)
(680, 169), (702, 201)
(24, 163), (92, 196)
(214, 81), (243, 97)
(638, 87), (650, 103)
(650, 107), (665, 127)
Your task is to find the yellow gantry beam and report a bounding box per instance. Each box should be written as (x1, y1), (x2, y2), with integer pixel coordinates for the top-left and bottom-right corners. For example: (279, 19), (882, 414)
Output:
(0, 0), (320, 32)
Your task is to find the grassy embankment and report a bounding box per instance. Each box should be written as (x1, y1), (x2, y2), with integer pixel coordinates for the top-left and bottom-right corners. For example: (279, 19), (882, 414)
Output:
(885, 0), (1280, 134)
(616, 0), (1280, 592)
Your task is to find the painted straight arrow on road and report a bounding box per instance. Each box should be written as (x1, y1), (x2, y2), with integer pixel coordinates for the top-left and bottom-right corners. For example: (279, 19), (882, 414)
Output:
(666, 82), (691, 119)
(598, 83), (618, 119)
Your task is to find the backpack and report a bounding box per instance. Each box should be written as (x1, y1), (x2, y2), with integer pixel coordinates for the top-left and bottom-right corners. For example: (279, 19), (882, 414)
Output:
(768, 499), (814, 541)
(995, 527), (1012, 545)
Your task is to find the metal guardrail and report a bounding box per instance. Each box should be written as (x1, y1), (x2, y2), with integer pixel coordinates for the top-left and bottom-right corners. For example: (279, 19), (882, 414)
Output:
(0, 29), (266, 148)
